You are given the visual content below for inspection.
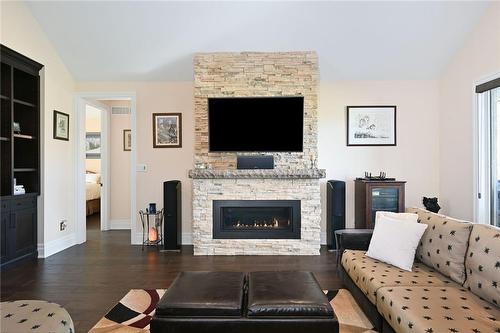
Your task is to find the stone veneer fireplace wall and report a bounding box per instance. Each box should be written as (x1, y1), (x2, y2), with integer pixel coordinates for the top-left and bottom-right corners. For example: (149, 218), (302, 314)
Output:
(190, 52), (324, 255)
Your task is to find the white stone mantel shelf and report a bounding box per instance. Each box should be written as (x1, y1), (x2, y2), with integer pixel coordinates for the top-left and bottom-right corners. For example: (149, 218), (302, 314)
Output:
(188, 169), (326, 179)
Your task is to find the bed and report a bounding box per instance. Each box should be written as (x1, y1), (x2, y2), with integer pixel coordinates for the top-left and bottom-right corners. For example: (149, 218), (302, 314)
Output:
(86, 172), (101, 216)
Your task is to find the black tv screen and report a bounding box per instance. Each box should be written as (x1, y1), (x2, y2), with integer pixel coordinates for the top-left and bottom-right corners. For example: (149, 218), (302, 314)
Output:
(208, 97), (304, 152)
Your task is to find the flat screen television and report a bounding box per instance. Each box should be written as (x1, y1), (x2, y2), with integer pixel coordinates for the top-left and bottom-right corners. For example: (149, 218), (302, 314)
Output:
(208, 96), (304, 152)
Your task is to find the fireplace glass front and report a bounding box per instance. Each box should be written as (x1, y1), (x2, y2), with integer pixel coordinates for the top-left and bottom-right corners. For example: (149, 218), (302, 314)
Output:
(213, 200), (301, 239)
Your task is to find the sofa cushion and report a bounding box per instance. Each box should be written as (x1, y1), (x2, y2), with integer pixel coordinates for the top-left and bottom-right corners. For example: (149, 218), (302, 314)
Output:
(376, 286), (500, 333)
(407, 207), (472, 285)
(464, 223), (500, 307)
(341, 250), (453, 305)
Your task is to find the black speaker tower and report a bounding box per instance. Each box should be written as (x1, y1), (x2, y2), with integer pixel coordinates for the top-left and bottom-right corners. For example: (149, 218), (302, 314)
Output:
(326, 180), (346, 250)
(163, 180), (182, 251)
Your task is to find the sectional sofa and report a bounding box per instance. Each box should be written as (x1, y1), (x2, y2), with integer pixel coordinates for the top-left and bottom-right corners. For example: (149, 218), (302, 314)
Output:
(341, 207), (499, 333)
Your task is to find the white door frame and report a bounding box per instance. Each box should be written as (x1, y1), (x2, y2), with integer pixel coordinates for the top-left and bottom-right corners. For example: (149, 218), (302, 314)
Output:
(473, 72), (500, 225)
(74, 92), (138, 245)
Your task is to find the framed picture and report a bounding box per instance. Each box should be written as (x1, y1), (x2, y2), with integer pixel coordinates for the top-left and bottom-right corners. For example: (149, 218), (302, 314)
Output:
(86, 132), (101, 159)
(53, 110), (69, 141)
(346, 106), (396, 146)
(123, 129), (131, 151)
(153, 113), (182, 148)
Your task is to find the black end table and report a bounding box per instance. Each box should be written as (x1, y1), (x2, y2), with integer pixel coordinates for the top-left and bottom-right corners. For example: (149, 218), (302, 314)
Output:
(334, 229), (373, 266)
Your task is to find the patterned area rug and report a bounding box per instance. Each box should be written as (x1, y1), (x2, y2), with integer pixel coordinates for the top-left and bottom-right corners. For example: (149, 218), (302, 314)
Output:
(89, 289), (375, 333)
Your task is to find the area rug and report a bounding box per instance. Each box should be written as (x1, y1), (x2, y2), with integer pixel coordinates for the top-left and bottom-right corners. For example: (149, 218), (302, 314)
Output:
(88, 289), (375, 333)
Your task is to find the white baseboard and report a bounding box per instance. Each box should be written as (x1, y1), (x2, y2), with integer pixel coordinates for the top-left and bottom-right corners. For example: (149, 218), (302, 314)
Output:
(109, 219), (131, 230)
(38, 233), (76, 258)
(182, 232), (192, 245)
(320, 231), (327, 245)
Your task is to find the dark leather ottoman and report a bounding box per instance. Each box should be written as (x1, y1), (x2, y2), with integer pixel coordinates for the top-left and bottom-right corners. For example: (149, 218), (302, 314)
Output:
(151, 271), (338, 333)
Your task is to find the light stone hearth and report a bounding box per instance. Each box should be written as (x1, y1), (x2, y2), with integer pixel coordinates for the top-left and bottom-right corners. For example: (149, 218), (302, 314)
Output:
(191, 51), (322, 255)
(191, 177), (322, 255)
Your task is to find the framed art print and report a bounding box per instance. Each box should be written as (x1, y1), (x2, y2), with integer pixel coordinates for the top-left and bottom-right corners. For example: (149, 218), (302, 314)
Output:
(153, 113), (182, 148)
(53, 110), (69, 141)
(86, 132), (101, 159)
(347, 106), (396, 146)
(123, 129), (131, 151)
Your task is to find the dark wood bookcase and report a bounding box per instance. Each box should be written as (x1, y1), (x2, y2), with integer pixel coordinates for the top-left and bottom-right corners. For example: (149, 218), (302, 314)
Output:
(354, 180), (406, 229)
(0, 45), (43, 269)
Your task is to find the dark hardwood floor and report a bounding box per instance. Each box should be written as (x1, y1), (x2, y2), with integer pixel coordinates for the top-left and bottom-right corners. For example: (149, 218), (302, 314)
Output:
(1, 214), (342, 332)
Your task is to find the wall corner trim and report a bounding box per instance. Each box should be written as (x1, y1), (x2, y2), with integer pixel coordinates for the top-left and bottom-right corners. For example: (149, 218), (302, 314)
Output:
(37, 233), (76, 258)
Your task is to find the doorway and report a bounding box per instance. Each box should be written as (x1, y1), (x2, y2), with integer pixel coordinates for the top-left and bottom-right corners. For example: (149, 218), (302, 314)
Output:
(75, 92), (137, 245)
(475, 77), (500, 227)
(85, 104), (104, 233)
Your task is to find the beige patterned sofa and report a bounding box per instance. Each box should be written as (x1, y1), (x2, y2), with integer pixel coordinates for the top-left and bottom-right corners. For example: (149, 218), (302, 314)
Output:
(341, 207), (500, 333)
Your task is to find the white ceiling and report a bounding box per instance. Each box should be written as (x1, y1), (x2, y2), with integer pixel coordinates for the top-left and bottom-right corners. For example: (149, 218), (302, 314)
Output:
(25, 1), (490, 82)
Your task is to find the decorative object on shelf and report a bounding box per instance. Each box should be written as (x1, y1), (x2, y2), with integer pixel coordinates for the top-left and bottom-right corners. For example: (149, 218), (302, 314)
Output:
(139, 209), (164, 250)
(153, 113), (182, 148)
(347, 106), (396, 146)
(53, 110), (69, 141)
(12, 122), (20, 133)
(356, 171), (396, 181)
(123, 129), (131, 151)
(85, 132), (101, 159)
(149, 203), (157, 214)
(423, 196), (441, 213)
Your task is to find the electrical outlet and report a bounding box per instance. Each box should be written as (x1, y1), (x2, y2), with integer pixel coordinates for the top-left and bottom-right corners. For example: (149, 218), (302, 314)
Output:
(60, 220), (67, 231)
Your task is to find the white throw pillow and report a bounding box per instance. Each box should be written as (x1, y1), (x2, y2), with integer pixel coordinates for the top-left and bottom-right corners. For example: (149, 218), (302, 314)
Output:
(366, 215), (427, 271)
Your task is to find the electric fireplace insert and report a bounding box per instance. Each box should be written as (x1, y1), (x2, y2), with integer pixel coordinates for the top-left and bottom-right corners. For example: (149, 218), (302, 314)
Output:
(212, 200), (301, 239)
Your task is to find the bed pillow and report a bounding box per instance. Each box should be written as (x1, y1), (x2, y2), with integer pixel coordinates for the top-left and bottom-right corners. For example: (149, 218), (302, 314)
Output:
(86, 173), (100, 184)
(366, 215), (428, 271)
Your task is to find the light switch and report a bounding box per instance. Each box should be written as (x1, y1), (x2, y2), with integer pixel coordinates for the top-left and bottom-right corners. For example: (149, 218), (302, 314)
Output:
(136, 164), (147, 172)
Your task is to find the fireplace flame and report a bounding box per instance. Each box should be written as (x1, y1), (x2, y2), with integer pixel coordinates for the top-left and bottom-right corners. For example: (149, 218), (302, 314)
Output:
(233, 218), (283, 229)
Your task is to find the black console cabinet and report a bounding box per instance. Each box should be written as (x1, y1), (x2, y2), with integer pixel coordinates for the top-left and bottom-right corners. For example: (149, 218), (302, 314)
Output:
(1, 45), (42, 269)
(1, 194), (37, 268)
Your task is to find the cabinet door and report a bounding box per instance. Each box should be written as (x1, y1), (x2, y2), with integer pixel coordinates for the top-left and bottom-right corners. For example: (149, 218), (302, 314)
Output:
(0, 213), (9, 263)
(11, 207), (36, 258)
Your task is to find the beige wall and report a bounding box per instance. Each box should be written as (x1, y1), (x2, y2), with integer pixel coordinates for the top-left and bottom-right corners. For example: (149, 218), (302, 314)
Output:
(76, 82), (194, 239)
(318, 81), (440, 229)
(76, 80), (441, 242)
(1, 2), (76, 249)
(101, 100), (131, 221)
(85, 105), (101, 174)
(439, 2), (500, 220)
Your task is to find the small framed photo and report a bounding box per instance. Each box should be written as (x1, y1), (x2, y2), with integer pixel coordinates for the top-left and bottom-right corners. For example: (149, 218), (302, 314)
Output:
(86, 132), (101, 159)
(123, 129), (131, 151)
(53, 110), (69, 141)
(347, 106), (396, 146)
(153, 113), (182, 148)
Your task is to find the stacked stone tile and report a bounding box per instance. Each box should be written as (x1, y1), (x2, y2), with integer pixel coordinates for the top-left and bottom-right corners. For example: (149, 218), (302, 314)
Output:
(191, 52), (323, 255)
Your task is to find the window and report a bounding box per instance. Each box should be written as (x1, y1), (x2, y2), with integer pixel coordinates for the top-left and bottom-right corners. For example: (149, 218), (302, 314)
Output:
(476, 78), (500, 226)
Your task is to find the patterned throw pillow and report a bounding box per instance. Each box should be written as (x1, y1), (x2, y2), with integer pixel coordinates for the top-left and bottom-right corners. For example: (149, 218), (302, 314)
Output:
(464, 224), (500, 307)
(406, 207), (472, 285)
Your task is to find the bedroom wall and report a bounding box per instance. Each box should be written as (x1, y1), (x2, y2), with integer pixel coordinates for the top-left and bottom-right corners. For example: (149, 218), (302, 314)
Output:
(76, 80), (441, 243)
(439, 2), (500, 221)
(85, 105), (101, 174)
(101, 100), (132, 225)
(1, 1), (77, 256)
